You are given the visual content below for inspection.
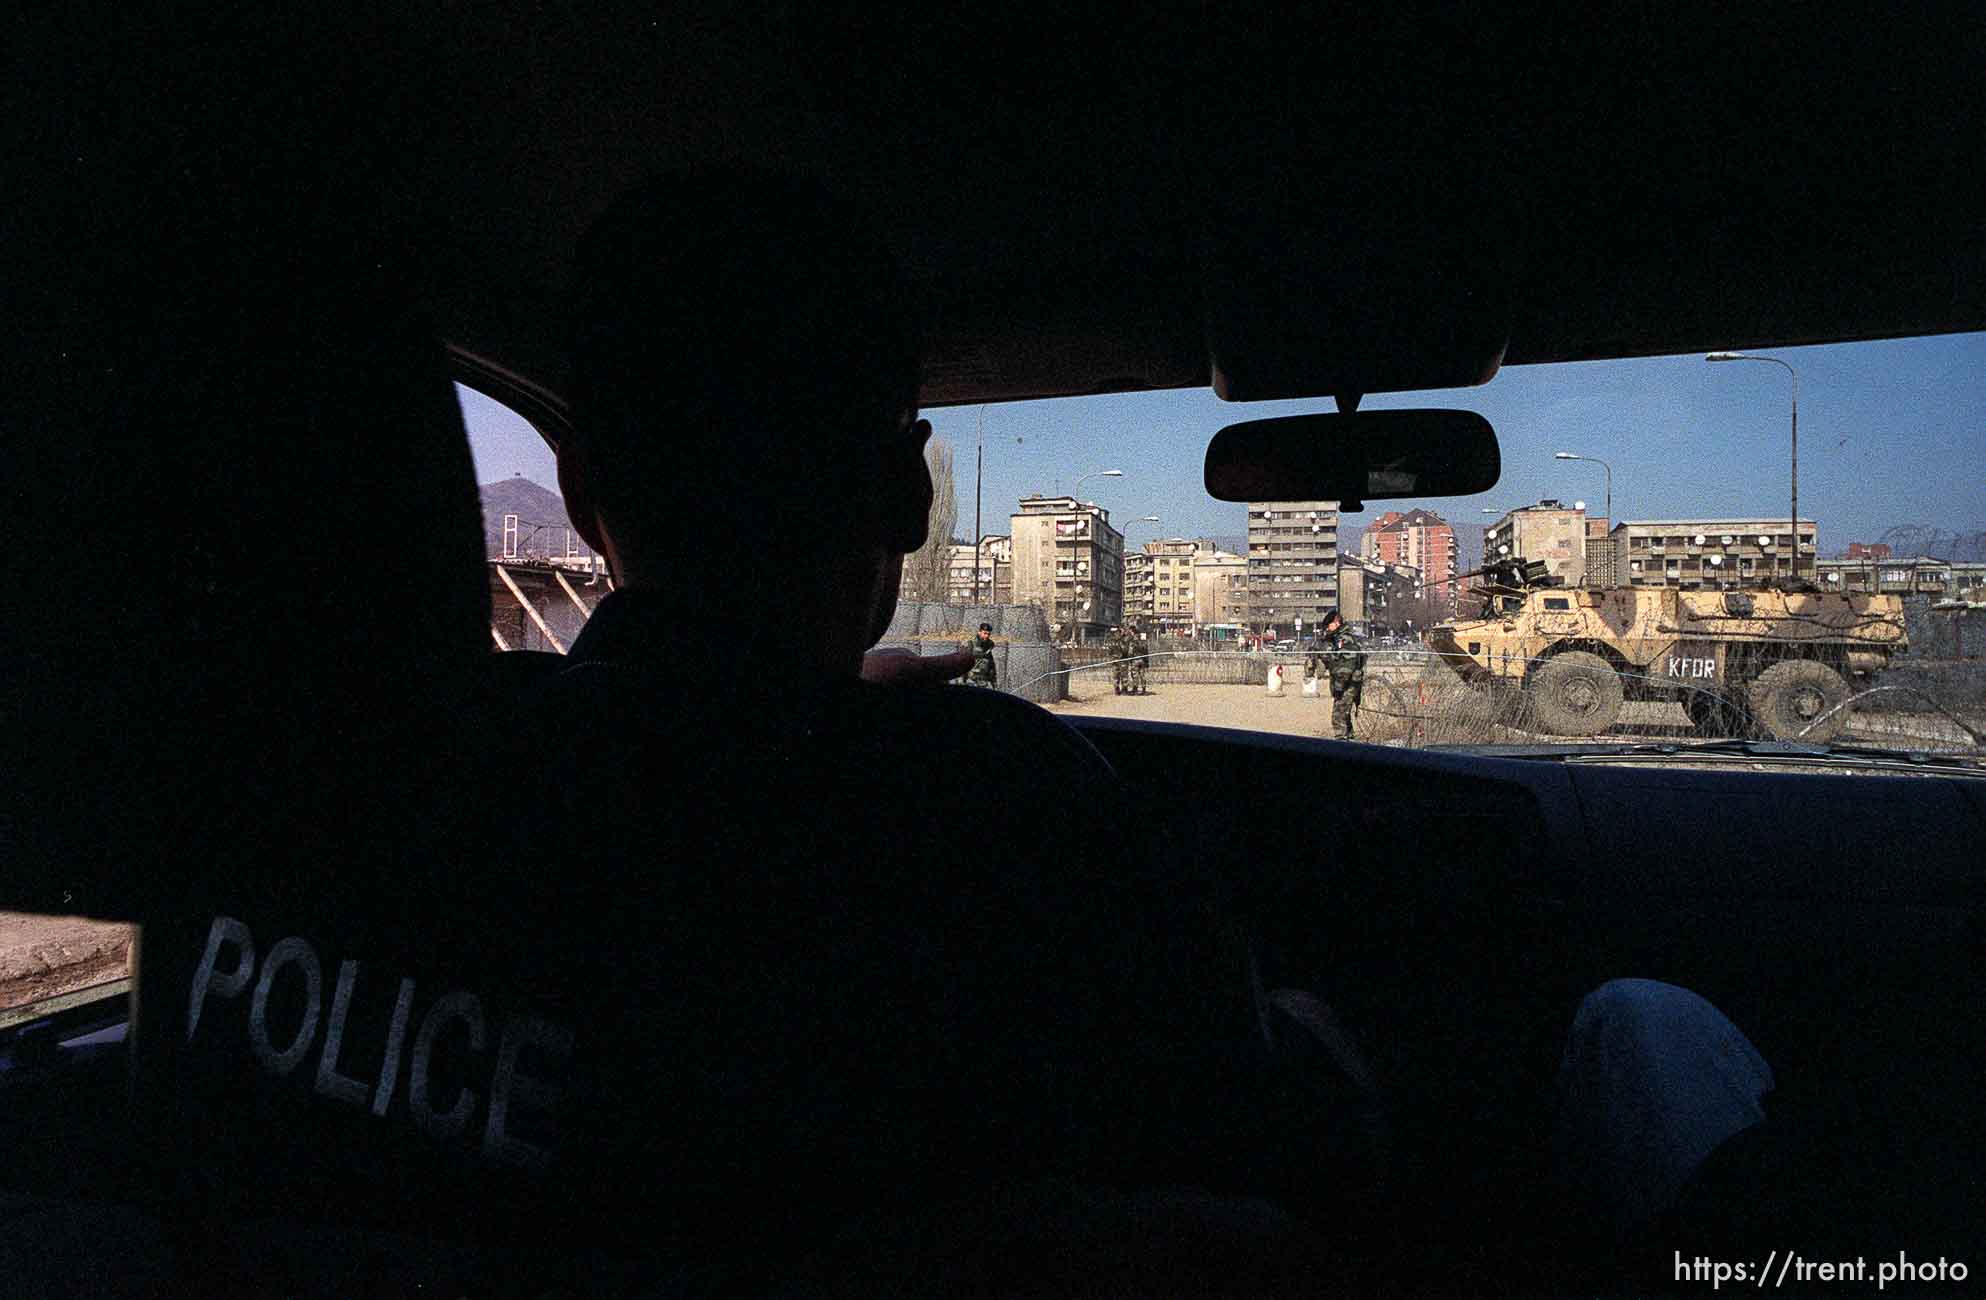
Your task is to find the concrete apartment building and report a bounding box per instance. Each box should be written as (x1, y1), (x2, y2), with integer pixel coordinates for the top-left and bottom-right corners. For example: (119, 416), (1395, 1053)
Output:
(1482, 500), (1592, 588)
(1143, 538), (1201, 636)
(1364, 508), (1459, 615)
(945, 535), (1012, 605)
(1336, 557), (1416, 629)
(1010, 494), (1124, 642)
(1816, 555), (1983, 597)
(1584, 516), (1619, 588)
(1194, 549), (1249, 629)
(1125, 550), (1152, 622)
(1612, 518), (1818, 587)
(1246, 501), (1338, 639)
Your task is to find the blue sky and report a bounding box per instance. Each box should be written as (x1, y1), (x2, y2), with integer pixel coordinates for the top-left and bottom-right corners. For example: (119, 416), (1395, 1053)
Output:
(462, 330), (1982, 557)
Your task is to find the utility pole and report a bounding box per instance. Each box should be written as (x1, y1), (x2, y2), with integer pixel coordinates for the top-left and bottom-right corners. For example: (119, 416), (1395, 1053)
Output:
(1707, 352), (1801, 579)
(973, 406), (984, 606)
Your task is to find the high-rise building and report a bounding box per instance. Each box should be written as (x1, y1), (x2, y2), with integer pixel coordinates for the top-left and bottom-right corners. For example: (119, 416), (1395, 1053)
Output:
(1364, 508), (1459, 614)
(1143, 538), (1200, 636)
(1246, 501), (1338, 638)
(1010, 495), (1124, 642)
(1124, 550), (1152, 624)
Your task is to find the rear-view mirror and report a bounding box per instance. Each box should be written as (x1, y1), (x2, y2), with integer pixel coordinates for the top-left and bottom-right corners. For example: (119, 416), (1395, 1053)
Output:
(1203, 410), (1500, 510)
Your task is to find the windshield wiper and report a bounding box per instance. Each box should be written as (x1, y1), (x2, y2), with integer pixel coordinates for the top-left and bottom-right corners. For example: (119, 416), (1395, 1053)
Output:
(1647, 738), (1983, 765)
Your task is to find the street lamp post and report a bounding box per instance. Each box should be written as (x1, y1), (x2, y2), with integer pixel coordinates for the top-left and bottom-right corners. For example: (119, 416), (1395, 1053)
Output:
(972, 406), (984, 606)
(974, 532), (1003, 609)
(1066, 469), (1123, 643)
(1707, 352), (1801, 580)
(1554, 451), (1614, 585)
(1552, 452), (1612, 531)
(1072, 468), (1123, 502)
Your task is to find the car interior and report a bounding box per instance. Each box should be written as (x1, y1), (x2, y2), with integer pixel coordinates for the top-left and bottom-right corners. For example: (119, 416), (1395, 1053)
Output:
(7, 7), (1983, 1297)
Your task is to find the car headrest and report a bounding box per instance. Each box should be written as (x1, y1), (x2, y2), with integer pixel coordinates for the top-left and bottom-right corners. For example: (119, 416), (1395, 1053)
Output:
(10, 20), (490, 914)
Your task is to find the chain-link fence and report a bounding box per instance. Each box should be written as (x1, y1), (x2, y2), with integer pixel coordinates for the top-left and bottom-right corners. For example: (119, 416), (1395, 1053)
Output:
(1053, 648), (1276, 700)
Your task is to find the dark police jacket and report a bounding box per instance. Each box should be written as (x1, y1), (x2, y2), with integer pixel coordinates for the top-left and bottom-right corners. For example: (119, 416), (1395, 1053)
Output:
(126, 591), (1360, 1283)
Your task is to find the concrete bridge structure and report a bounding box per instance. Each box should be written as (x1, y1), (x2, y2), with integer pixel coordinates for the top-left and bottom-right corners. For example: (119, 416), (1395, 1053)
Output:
(488, 559), (608, 654)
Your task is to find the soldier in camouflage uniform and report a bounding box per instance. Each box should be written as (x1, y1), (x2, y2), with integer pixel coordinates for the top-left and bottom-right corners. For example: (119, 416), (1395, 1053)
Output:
(966, 621), (998, 687)
(1126, 622), (1150, 694)
(1307, 608), (1367, 740)
(1106, 624), (1131, 693)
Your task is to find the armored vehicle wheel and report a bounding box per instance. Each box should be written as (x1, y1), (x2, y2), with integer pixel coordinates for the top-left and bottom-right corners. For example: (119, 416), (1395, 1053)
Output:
(1747, 659), (1850, 742)
(1525, 651), (1624, 736)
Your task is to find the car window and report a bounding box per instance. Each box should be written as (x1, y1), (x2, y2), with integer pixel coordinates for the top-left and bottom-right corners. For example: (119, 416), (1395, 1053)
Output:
(459, 384), (607, 653)
(0, 914), (133, 1031)
(457, 337), (1985, 768)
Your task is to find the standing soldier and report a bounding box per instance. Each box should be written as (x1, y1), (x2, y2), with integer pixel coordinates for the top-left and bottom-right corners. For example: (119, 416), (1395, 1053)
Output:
(1308, 608), (1367, 740)
(1107, 623), (1131, 693)
(967, 621), (998, 687)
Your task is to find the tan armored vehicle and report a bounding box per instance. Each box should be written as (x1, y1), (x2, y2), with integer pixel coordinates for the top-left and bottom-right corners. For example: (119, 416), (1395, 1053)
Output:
(1424, 569), (1907, 741)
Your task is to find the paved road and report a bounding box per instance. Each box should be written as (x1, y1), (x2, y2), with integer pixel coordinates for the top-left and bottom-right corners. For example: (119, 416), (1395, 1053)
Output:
(1049, 682), (1695, 742)
(1048, 679), (1982, 755)
(1051, 681), (1345, 739)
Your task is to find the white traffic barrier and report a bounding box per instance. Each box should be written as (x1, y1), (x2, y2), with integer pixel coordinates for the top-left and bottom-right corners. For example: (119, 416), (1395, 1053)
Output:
(1266, 663), (1285, 696)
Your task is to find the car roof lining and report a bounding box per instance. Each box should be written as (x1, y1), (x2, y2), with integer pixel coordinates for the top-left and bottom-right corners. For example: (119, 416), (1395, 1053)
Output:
(406, 8), (1984, 410)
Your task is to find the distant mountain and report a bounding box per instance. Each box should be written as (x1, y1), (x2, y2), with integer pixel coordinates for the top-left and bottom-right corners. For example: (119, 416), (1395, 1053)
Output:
(479, 477), (593, 561)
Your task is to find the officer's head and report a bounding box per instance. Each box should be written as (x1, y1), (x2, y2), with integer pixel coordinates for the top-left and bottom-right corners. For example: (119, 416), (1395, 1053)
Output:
(562, 167), (931, 662)
(978, 622), (993, 637)
(1322, 608), (1343, 634)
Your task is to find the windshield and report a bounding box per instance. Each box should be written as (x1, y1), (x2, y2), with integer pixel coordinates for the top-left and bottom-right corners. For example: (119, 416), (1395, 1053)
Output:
(458, 333), (1984, 767)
